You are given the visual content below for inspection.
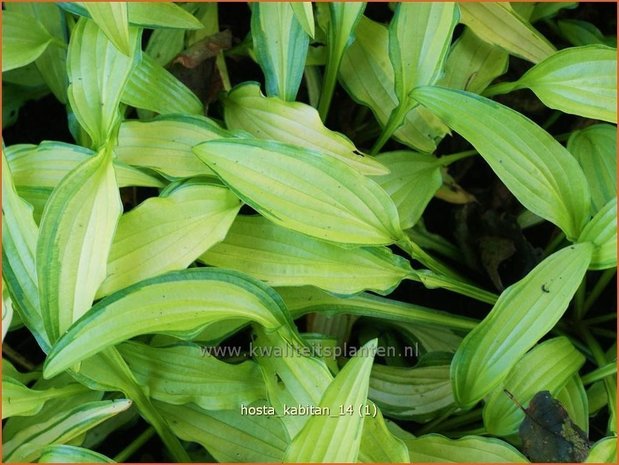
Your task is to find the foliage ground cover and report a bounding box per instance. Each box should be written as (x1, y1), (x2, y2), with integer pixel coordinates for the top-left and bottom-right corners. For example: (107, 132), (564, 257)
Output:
(2, 1), (617, 463)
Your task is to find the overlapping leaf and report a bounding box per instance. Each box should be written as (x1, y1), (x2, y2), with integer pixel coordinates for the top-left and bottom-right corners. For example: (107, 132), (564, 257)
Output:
(1, 10), (54, 72)
(116, 115), (228, 179)
(486, 45), (617, 123)
(118, 341), (266, 410)
(37, 146), (122, 342)
(67, 17), (139, 149)
(43, 269), (295, 378)
(459, 2), (555, 63)
(122, 54), (203, 115)
(194, 139), (404, 245)
(339, 17), (447, 153)
(200, 215), (412, 295)
(82, 3), (131, 56)
(39, 445), (115, 463)
(2, 399), (132, 463)
(97, 180), (240, 297)
(450, 243), (593, 408)
(568, 123), (616, 214)
(284, 339), (377, 462)
(251, 2), (308, 101)
(483, 337), (585, 436)
(578, 197), (617, 270)
(223, 83), (387, 175)
(412, 86), (591, 240)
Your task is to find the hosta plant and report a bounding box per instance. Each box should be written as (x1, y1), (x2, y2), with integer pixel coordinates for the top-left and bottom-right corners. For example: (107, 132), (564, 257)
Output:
(2, 1), (617, 463)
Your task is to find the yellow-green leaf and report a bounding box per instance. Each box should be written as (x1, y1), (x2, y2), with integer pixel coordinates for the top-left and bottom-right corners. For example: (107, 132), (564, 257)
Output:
(483, 337), (585, 436)
(193, 139), (404, 246)
(39, 445), (114, 463)
(223, 83), (388, 175)
(339, 17), (447, 153)
(116, 115), (227, 179)
(127, 2), (203, 29)
(67, 17), (139, 149)
(578, 197), (617, 270)
(412, 86), (591, 241)
(284, 339), (378, 462)
(82, 3), (131, 56)
(451, 243), (593, 408)
(459, 2), (555, 63)
(568, 123), (617, 213)
(586, 437), (617, 463)
(374, 151), (443, 230)
(122, 54), (203, 116)
(37, 147), (122, 342)
(251, 2), (309, 101)
(43, 269), (294, 378)
(97, 180), (241, 297)
(486, 45), (617, 123)
(290, 2), (315, 38)
(2, 399), (132, 463)
(1, 10), (54, 72)
(200, 215), (412, 295)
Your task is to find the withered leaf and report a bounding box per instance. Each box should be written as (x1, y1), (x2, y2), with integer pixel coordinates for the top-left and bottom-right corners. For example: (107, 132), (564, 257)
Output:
(518, 390), (590, 463)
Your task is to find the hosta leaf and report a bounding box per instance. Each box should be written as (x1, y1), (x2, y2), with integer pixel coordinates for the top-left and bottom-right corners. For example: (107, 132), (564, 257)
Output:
(529, 2), (578, 23)
(568, 123), (616, 213)
(558, 19), (610, 47)
(277, 286), (477, 331)
(358, 409), (410, 462)
(439, 28), (508, 94)
(97, 180), (240, 297)
(1, 10), (54, 72)
(390, 2), (458, 104)
(578, 197), (617, 270)
(82, 3), (131, 56)
(58, 2), (203, 30)
(126, 2), (203, 29)
(369, 364), (453, 421)
(223, 83), (387, 175)
(339, 17), (447, 153)
(7, 141), (163, 191)
(254, 328), (333, 437)
(1, 151), (48, 350)
(37, 146), (122, 342)
(394, 431), (528, 462)
(39, 445), (114, 463)
(67, 17), (139, 149)
(199, 215), (412, 295)
(487, 45), (617, 123)
(145, 27), (186, 66)
(155, 400), (289, 462)
(451, 243), (593, 408)
(483, 337), (585, 436)
(459, 2), (555, 63)
(251, 2), (308, 101)
(2, 376), (88, 419)
(586, 437), (617, 463)
(284, 339), (377, 462)
(122, 53), (203, 115)
(5, 3), (69, 103)
(2, 399), (132, 463)
(557, 375), (589, 434)
(318, 2), (366, 118)
(118, 341), (266, 410)
(374, 151), (443, 230)
(412, 86), (591, 240)
(116, 115), (228, 179)
(43, 269), (294, 378)
(290, 2), (315, 38)
(389, 320), (463, 354)
(193, 139), (403, 246)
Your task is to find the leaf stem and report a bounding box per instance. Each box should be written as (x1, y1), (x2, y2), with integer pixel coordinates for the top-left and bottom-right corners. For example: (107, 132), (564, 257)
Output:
(317, 58), (339, 121)
(573, 277), (587, 321)
(114, 426), (156, 462)
(415, 406), (459, 435)
(437, 149), (478, 166)
(371, 100), (412, 155)
(581, 362), (617, 385)
(482, 81), (519, 98)
(2, 344), (37, 371)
